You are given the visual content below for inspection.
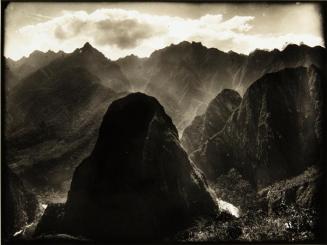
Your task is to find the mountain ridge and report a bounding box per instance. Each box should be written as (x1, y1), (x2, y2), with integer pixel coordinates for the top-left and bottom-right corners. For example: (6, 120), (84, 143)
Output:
(190, 65), (324, 188)
(8, 41), (324, 64)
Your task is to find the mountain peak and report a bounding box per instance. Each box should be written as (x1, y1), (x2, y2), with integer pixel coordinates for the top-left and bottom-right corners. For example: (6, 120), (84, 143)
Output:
(81, 42), (94, 51)
(61, 92), (217, 239)
(173, 40), (205, 49)
(73, 42), (109, 60)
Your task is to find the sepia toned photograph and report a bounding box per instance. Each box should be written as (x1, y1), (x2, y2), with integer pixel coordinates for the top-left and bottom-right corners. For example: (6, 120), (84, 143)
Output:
(2, 1), (326, 243)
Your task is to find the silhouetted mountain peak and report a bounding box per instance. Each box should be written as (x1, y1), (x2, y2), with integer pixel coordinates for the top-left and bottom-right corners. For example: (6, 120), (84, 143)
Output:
(81, 42), (93, 51)
(74, 42), (104, 58)
(24, 50), (58, 60)
(174, 41), (207, 52)
(248, 43), (324, 58)
(176, 40), (204, 48)
(94, 92), (178, 152)
(150, 41), (210, 59)
(29, 50), (44, 56)
(60, 92), (218, 240)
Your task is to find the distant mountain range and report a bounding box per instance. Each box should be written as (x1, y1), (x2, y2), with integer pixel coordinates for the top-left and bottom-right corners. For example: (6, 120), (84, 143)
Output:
(117, 41), (325, 130)
(4, 41), (326, 242)
(4, 41), (326, 203)
(6, 41), (326, 131)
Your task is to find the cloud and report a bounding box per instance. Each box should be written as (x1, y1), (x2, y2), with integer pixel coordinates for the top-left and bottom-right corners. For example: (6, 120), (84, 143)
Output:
(5, 8), (324, 60)
(94, 18), (164, 49)
(54, 19), (86, 40)
(47, 9), (167, 49)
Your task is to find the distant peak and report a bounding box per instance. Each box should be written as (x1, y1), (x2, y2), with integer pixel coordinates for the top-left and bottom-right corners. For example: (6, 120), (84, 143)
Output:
(81, 42), (94, 51)
(175, 41), (204, 48)
(191, 41), (204, 46)
(178, 40), (191, 46)
(123, 54), (138, 60)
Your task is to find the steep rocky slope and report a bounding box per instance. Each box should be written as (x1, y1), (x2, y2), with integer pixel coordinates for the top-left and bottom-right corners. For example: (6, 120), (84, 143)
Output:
(191, 66), (323, 187)
(5, 66), (124, 199)
(37, 93), (219, 241)
(181, 89), (241, 153)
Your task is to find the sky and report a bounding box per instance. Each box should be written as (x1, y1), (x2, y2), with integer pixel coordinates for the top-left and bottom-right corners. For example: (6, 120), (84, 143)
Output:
(4, 2), (324, 61)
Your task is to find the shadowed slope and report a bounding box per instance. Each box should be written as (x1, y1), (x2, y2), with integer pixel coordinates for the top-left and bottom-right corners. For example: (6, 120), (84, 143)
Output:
(61, 93), (218, 241)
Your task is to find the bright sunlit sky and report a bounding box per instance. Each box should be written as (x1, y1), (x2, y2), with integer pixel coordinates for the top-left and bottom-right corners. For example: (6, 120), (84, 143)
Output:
(4, 2), (324, 61)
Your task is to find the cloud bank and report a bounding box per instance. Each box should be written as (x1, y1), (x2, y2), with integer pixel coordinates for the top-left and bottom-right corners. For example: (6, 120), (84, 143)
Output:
(6, 8), (324, 60)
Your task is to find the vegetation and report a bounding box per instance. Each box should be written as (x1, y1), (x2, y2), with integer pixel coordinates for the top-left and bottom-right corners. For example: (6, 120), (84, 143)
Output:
(177, 204), (319, 242)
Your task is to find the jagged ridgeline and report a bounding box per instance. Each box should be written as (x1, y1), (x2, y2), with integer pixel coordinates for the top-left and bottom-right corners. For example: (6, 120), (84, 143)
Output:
(5, 42), (325, 198)
(4, 41), (326, 242)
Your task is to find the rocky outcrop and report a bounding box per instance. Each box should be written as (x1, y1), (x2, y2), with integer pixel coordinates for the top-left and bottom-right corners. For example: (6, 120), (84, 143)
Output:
(192, 66), (324, 187)
(181, 89), (241, 154)
(4, 167), (39, 239)
(58, 93), (218, 241)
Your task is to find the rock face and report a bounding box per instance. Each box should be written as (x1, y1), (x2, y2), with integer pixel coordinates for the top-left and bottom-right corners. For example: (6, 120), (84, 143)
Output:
(233, 44), (325, 95)
(192, 66), (323, 187)
(181, 89), (241, 154)
(4, 166), (39, 239)
(61, 93), (218, 241)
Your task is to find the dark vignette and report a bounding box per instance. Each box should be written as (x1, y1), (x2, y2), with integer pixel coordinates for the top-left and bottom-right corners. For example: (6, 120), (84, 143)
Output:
(1, 1), (326, 244)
